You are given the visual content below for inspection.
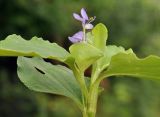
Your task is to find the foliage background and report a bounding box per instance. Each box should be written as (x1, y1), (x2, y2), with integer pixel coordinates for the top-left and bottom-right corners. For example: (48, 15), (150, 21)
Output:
(0, 0), (160, 117)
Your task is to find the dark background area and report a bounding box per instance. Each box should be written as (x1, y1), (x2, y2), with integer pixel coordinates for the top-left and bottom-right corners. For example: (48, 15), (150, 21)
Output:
(0, 0), (160, 117)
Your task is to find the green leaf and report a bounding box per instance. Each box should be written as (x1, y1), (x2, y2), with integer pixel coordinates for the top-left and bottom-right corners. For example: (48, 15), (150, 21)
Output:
(0, 34), (69, 61)
(69, 42), (103, 72)
(97, 45), (133, 71)
(17, 57), (82, 108)
(92, 23), (108, 51)
(86, 32), (94, 44)
(101, 53), (160, 80)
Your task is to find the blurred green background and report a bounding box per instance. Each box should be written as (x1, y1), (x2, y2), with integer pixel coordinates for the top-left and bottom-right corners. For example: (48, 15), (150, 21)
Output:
(0, 0), (160, 117)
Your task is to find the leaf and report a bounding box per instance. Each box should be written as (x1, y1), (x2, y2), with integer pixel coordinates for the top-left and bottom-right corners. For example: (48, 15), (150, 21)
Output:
(97, 45), (133, 71)
(0, 34), (69, 61)
(69, 42), (103, 72)
(101, 53), (160, 80)
(17, 57), (82, 108)
(86, 32), (94, 44)
(92, 23), (108, 51)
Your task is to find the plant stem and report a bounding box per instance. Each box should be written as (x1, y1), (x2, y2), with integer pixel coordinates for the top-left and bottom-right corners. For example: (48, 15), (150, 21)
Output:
(72, 61), (100, 117)
(82, 81), (100, 117)
(87, 82), (99, 117)
(80, 61), (101, 117)
(82, 107), (88, 117)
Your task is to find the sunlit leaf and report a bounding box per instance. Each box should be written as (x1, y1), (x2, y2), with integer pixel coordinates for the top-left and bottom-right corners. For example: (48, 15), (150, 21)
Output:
(101, 53), (160, 80)
(97, 45), (133, 71)
(0, 34), (69, 61)
(69, 42), (103, 72)
(92, 23), (108, 51)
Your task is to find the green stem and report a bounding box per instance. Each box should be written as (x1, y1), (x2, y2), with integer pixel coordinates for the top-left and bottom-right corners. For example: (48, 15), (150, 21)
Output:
(82, 82), (99, 117)
(81, 61), (101, 117)
(82, 79), (100, 117)
(72, 62), (100, 117)
(82, 107), (88, 117)
(87, 82), (99, 117)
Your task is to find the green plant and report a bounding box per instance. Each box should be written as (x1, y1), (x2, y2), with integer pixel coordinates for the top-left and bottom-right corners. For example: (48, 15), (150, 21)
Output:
(0, 8), (160, 117)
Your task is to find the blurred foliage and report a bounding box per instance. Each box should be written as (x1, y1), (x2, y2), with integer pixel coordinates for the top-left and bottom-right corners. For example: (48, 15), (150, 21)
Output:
(98, 78), (160, 117)
(0, 0), (160, 117)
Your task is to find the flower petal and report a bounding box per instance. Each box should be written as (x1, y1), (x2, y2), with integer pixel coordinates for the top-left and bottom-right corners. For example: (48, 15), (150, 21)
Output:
(68, 31), (83, 43)
(81, 8), (89, 20)
(85, 24), (93, 29)
(72, 31), (83, 39)
(68, 37), (79, 43)
(73, 13), (83, 22)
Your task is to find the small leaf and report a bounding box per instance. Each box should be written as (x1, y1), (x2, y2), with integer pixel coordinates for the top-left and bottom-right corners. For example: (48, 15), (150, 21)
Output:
(17, 57), (82, 108)
(101, 53), (160, 80)
(92, 23), (108, 51)
(0, 34), (69, 61)
(69, 43), (103, 72)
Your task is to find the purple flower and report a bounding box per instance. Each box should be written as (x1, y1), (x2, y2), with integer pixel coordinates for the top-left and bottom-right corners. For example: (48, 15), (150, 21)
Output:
(73, 8), (95, 29)
(68, 31), (83, 43)
(68, 8), (96, 43)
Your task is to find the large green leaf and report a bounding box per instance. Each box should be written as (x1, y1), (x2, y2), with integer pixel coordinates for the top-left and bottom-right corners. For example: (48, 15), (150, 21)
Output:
(69, 42), (103, 72)
(101, 53), (160, 79)
(0, 34), (69, 61)
(92, 23), (108, 51)
(17, 57), (82, 108)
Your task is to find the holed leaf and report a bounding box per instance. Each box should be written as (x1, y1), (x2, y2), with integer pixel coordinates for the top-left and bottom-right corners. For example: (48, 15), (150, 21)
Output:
(17, 57), (82, 108)
(0, 34), (69, 61)
(101, 53), (160, 80)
